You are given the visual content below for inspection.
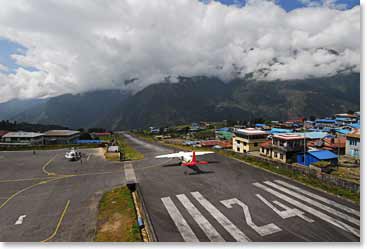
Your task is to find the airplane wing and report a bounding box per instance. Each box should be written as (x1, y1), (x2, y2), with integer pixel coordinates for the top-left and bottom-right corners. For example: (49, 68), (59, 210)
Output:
(155, 151), (214, 159)
(194, 151), (214, 156)
(155, 153), (183, 159)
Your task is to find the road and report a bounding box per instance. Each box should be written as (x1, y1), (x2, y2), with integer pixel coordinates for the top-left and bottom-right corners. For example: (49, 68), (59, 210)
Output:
(0, 148), (125, 242)
(123, 133), (360, 242)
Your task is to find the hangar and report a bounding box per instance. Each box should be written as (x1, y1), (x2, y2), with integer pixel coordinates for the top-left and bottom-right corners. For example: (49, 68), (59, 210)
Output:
(44, 130), (80, 145)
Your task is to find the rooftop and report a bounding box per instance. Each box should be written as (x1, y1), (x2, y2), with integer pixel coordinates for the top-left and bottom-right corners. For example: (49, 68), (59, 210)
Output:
(45, 130), (80, 137)
(308, 150), (338, 160)
(235, 128), (268, 136)
(2, 131), (45, 138)
(273, 133), (304, 140)
(294, 132), (328, 140)
(346, 129), (360, 139)
(0, 130), (8, 137)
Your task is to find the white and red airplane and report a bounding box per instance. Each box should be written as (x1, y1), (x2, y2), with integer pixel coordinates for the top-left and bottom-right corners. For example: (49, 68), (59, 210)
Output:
(155, 151), (214, 174)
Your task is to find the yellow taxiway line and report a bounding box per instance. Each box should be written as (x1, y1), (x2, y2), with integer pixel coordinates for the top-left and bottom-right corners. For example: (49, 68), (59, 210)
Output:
(0, 176), (59, 183)
(42, 155), (58, 176)
(0, 176), (71, 210)
(41, 200), (71, 242)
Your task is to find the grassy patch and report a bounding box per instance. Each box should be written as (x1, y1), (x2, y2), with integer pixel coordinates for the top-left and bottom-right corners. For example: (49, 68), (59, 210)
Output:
(331, 167), (360, 184)
(137, 133), (359, 204)
(95, 186), (142, 242)
(116, 135), (144, 161)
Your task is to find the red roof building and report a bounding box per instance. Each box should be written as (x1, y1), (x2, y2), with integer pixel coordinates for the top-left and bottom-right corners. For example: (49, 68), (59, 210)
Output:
(0, 130), (9, 138)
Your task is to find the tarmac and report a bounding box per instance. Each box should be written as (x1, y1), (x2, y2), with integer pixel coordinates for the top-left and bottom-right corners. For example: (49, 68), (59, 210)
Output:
(0, 134), (360, 242)
(0, 148), (125, 242)
(122, 133), (360, 242)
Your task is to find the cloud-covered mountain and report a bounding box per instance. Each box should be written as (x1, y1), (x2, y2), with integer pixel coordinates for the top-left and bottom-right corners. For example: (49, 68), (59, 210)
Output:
(0, 0), (360, 103)
(8, 73), (360, 129)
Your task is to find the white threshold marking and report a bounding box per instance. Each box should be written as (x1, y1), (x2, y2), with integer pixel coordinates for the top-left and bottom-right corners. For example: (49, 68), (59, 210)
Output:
(161, 197), (199, 242)
(256, 194), (314, 223)
(15, 215), (27, 225)
(176, 194), (225, 242)
(253, 182), (360, 237)
(124, 162), (137, 184)
(274, 180), (360, 217)
(87, 154), (91, 161)
(264, 181), (359, 226)
(191, 191), (251, 242)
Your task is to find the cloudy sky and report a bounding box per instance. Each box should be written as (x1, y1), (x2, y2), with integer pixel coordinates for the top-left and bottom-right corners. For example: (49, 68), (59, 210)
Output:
(0, 0), (360, 103)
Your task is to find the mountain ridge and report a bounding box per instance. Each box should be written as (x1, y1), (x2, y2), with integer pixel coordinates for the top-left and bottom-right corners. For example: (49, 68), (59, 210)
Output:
(3, 73), (360, 129)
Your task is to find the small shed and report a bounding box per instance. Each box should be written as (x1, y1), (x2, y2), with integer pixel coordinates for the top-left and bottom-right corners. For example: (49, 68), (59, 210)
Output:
(297, 150), (338, 167)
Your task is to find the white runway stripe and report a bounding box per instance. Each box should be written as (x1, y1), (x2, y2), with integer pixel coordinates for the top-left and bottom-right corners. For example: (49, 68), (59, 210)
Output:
(176, 194), (225, 242)
(191, 191), (251, 242)
(256, 194), (314, 223)
(253, 182), (360, 238)
(264, 181), (359, 226)
(274, 180), (360, 217)
(161, 197), (199, 242)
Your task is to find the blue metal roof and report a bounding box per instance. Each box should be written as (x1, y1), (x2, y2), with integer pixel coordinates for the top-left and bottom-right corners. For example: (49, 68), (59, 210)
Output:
(336, 117), (352, 121)
(315, 119), (336, 123)
(77, 140), (107, 144)
(350, 123), (360, 129)
(255, 123), (266, 127)
(308, 150), (338, 160)
(217, 127), (230, 132)
(294, 132), (328, 139)
(270, 128), (293, 134)
(335, 129), (351, 135)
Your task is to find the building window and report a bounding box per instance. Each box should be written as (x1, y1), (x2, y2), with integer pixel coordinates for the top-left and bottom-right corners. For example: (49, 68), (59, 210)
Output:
(254, 143), (258, 147)
(274, 152), (278, 158)
(237, 147), (240, 152)
(280, 153), (283, 160)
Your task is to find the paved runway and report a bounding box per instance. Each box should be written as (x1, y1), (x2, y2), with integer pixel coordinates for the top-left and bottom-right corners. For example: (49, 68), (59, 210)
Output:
(0, 148), (125, 242)
(123, 133), (360, 242)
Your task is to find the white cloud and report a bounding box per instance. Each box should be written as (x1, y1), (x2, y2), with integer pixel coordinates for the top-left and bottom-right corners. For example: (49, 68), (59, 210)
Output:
(0, 63), (8, 72)
(0, 0), (360, 102)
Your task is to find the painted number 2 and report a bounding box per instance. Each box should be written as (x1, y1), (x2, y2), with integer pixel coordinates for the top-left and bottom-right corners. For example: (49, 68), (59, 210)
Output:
(221, 198), (282, 236)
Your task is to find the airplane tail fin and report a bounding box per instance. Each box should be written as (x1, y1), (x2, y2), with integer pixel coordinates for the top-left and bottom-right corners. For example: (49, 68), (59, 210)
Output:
(182, 151), (208, 167)
(192, 151), (197, 163)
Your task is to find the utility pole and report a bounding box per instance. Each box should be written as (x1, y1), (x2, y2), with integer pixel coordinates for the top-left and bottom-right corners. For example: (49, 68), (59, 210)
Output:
(303, 122), (306, 166)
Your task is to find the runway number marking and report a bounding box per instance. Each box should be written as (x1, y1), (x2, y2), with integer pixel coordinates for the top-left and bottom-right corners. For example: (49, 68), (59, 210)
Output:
(220, 198), (282, 236)
(191, 191), (251, 242)
(256, 194), (314, 223)
(253, 182), (360, 237)
(263, 181), (359, 226)
(274, 180), (360, 217)
(15, 215), (27, 225)
(161, 180), (360, 241)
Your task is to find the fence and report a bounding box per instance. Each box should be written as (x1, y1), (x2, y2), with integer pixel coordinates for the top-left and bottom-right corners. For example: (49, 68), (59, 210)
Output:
(242, 153), (360, 193)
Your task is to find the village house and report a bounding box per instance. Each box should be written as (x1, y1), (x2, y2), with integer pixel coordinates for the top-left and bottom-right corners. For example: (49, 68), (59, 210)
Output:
(260, 133), (306, 163)
(346, 129), (360, 159)
(232, 128), (268, 153)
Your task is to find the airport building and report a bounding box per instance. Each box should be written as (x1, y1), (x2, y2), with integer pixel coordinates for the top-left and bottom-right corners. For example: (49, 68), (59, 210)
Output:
(44, 130), (80, 145)
(261, 133), (306, 163)
(232, 128), (268, 153)
(1, 131), (45, 145)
